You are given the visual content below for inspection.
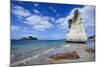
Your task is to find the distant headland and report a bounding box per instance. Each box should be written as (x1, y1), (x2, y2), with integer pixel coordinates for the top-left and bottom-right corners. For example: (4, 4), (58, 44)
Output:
(20, 36), (38, 40)
(88, 35), (95, 40)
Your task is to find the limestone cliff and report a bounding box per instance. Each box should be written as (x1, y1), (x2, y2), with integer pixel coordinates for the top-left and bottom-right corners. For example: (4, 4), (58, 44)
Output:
(66, 9), (87, 42)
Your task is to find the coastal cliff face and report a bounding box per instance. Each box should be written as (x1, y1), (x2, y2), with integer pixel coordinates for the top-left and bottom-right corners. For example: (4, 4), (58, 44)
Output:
(66, 9), (87, 42)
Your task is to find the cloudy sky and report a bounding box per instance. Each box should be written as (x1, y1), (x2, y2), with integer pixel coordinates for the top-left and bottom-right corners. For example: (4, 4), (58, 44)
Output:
(11, 1), (95, 40)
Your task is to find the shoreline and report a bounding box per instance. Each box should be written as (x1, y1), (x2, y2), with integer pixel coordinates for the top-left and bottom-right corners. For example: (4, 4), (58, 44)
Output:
(11, 43), (95, 67)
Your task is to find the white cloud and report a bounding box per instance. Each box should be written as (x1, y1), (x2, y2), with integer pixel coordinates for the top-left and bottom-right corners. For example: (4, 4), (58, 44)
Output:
(25, 15), (54, 31)
(21, 27), (35, 33)
(56, 17), (68, 31)
(11, 26), (21, 32)
(12, 5), (54, 31)
(11, 5), (31, 18)
(49, 17), (55, 22)
(33, 9), (40, 14)
(11, 25), (35, 34)
(80, 6), (95, 36)
(80, 6), (95, 27)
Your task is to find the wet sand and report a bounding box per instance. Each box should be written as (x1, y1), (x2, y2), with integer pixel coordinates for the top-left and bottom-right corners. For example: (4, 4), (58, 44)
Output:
(11, 43), (95, 67)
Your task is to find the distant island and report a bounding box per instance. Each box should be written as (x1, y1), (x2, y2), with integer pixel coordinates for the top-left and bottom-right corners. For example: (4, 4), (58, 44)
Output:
(20, 36), (38, 40)
(88, 35), (95, 40)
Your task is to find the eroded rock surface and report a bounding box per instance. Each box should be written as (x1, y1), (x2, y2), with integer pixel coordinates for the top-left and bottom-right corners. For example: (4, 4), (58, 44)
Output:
(66, 9), (87, 42)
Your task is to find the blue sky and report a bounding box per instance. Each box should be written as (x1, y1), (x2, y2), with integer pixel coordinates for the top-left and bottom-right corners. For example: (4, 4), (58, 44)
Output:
(11, 1), (95, 40)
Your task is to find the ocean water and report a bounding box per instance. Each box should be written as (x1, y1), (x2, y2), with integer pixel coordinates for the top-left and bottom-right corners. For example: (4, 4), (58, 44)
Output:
(11, 40), (95, 65)
(11, 40), (67, 63)
(11, 40), (66, 50)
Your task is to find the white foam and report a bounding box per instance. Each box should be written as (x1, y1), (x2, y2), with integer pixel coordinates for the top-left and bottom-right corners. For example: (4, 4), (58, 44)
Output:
(11, 48), (54, 66)
(61, 45), (70, 48)
(11, 53), (40, 66)
(42, 48), (54, 54)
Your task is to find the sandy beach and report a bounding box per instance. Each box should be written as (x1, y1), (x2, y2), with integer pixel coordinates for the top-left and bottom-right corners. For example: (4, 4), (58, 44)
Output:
(11, 43), (95, 67)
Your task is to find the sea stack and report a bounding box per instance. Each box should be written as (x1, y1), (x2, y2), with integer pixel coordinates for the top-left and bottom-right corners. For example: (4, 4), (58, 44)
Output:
(66, 9), (87, 43)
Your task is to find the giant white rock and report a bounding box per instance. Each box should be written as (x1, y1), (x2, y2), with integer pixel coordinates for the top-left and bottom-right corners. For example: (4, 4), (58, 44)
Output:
(66, 9), (88, 43)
